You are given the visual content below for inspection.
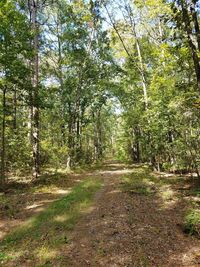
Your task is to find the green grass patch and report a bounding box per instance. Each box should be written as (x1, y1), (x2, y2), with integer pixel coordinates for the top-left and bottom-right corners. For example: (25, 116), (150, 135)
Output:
(184, 208), (200, 236)
(120, 167), (157, 196)
(0, 177), (102, 266)
(0, 252), (14, 262)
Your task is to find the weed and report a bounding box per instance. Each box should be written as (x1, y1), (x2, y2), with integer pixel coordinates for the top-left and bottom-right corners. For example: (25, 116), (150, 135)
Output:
(184, 209), (200, 236)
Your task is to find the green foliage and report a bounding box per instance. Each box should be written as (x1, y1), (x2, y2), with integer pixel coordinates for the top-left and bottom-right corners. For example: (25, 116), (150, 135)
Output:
(0, 252), (13, 263)
(0, 0), (200, 180)
(184, 209), (200, 236)
(106, 0), (200, 175)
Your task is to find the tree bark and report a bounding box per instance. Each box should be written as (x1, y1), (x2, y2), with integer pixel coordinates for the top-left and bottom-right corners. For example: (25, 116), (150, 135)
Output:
(190, 0), (200, 51)
(13, 87), (17, 131)
(125, 3), (148, 109)
(1, 88), (6, 185)
(179, 0), (200, 92)
(30, 0), (40, 178)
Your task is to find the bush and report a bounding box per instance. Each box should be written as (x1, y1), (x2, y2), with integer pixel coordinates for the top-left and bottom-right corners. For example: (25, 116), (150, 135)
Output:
(184, 209), (200, 236)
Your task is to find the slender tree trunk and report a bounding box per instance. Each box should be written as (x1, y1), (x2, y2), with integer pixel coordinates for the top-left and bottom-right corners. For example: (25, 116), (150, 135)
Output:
(134, 127), (140, 162)
(1, 88), (6, 185)
(57, 17), (67, 146)
(67, 105), (74, 168)
(93, 112), (98, 161)
(96, 109), (103, 159)
(135, 37), (148, 109)
(180, 0), (200, 92)
(85, 134), (91, 163)
(123, 3), (149, 109)
(190, 0), (200, 51)
(13, 87), (17, 131)
(104, 2), (149, 109)
(30, 0), (40, 178)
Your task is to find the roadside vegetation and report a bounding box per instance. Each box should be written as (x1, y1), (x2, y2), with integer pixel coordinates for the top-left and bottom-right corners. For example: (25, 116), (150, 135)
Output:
(0, 174), (102, 266)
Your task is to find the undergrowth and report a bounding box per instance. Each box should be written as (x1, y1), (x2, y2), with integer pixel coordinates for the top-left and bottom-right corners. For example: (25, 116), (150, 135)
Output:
(184, 209), (200, 236)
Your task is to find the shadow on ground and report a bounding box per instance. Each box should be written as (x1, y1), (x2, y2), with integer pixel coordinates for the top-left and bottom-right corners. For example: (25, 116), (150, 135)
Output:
(1, 162), (200, 267)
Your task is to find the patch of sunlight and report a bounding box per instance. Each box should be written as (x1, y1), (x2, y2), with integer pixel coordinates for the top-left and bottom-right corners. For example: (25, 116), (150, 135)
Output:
(77, 200), (91, 212)
(108, 189), (121, 194)
(159, 198), (179, 210)
(0, 177), (102, 265)
(82, 179), (97, 188)
(74, 179), (82, 182)
(34, 185), (59, 193)
(184, 195), (200, 203)
(56, 168), (69, 174)
(143, 178), (155, 186)
(133, 168), (147, 174)
(25, 203), (43, 210)
(4, 217), (37, 241)
(34, 187), (71, 195)
(159, 185), (175, 201)
(168, 245), (200, 266)
(56, 189), (71, 195)
(54, 214), (71, 223)
(97, 169), (134, 175)
(21, 217), (35, 229)
(81, 205), (95, 214)
(159, 173), (174, 178)
(25, 199), (58, 211)
(36, 245), (57, 263)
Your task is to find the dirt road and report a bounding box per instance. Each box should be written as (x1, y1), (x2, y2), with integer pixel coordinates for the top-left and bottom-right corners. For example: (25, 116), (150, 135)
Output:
(63, 162), (200, 267)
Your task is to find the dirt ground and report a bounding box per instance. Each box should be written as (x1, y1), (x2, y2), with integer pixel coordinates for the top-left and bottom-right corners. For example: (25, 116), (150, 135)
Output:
(0, 170), (85, 241)
(1, 162), (200, 267)
(62, 162), (200, 267)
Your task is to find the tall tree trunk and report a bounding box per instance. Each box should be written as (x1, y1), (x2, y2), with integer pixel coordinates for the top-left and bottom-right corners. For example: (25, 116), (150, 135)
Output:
(190, 0), (200, 51)
(97, 109), (103, 159)
(1, 88), (6, 185)
(180, 0), (200, 92)
(30, 0), (40, 178)
(126, 4), (148, 109)
(56, 16), (67, 146)
(104, 2), (149, 108)
(67, 105), (74, 168)
(13, 87), (17, 131)
(135, 37), (148, 109)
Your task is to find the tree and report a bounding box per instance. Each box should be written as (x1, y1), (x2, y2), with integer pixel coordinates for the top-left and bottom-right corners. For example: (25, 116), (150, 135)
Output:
(0, 0), (31, 184)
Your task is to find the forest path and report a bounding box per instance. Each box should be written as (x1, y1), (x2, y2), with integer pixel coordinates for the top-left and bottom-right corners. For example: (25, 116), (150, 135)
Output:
(60, 161), (200, 267)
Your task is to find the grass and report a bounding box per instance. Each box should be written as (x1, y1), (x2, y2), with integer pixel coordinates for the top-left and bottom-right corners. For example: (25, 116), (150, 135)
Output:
(120, 165), (185, 212)
(122, 166), (200, 238)
(120, 166), (157, 196)
(0, 177), (102, 266)
(159, 186), (175, 201)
